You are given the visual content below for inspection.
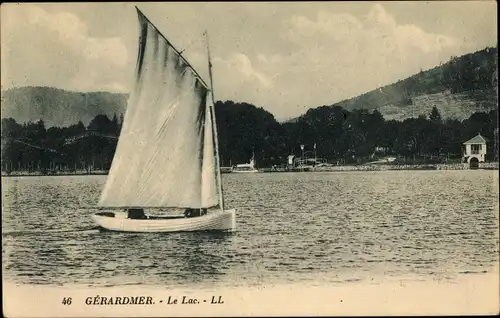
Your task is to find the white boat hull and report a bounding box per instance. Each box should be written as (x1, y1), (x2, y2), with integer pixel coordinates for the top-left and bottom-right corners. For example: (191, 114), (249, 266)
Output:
(232, 170), (259, 173)
(91, 209), (236, 233)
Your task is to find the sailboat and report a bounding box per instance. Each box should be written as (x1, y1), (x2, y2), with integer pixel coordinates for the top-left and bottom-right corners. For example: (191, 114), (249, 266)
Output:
(232, 150), (259, 173)
(90, 7), (236, 232)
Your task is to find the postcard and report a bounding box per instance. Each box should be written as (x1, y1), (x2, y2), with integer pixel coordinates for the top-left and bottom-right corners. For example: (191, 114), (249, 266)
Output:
(2, 1), (499, 317)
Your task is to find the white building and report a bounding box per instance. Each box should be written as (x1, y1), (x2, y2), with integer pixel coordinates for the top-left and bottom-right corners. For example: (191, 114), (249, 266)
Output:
(463, 133), (487, 165)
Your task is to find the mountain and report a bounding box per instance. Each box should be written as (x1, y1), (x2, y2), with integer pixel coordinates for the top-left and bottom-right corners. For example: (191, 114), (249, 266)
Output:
(1, 86), (128, 127)
(1, 47), (497, 127)
(332, 46), (498, 121)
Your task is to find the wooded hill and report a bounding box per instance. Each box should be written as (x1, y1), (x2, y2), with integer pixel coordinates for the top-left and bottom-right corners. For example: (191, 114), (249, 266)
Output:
(1, 87), (128, 128)
(332, 46), (498, 121)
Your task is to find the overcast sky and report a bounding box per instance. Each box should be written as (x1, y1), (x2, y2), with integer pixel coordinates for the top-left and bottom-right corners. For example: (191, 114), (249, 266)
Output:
(1, 2), (497, 120)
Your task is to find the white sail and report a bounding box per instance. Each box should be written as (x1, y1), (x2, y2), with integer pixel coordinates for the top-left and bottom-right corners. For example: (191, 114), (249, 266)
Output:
(201, 94), (219, 208)
(98, 9), (218, 209)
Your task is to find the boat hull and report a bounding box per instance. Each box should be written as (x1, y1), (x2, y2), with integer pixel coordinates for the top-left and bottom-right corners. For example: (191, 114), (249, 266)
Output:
(91, 209), (236, 233)
(232, 170), (259, 173)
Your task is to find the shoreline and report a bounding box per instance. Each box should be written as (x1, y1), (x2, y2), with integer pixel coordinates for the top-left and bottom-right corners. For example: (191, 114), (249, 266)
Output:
(1, 162), (499, 177)
(309, 162), (499, 172)
(260, 162), (499, 173)
(1, 170), (108, 177)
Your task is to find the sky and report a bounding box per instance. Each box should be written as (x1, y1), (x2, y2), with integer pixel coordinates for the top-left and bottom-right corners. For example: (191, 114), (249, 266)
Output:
(1, 2), (497, 120)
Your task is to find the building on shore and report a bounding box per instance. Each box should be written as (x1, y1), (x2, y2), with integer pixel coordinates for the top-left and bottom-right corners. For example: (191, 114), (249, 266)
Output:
(462, 133), (487, 168)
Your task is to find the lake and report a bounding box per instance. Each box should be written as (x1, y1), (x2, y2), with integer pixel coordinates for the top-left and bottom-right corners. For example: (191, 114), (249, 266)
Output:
(2, 170), (499, 289)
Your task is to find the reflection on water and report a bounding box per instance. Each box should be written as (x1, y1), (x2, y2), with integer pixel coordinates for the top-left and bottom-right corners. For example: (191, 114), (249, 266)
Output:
(2, 171), (499, 288)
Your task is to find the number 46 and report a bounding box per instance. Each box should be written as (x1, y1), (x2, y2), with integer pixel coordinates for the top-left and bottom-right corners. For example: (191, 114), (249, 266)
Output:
(62, 297), (72, 305)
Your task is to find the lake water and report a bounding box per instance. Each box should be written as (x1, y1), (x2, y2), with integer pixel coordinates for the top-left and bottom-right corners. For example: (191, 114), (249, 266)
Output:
(2, 170), (499, 289)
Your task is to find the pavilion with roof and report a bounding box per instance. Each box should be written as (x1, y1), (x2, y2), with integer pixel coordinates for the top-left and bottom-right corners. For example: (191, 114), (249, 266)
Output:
(463, 133), (487, 167)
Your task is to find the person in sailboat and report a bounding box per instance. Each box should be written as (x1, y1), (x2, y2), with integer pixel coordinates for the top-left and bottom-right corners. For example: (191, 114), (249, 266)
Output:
(127, 208), (147, 219)
(184, 208), (207, 218)
(184, 208), (193, 218)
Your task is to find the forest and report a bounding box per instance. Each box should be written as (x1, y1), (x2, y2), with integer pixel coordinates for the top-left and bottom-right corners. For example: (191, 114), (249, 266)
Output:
(1, 100), (498, 173)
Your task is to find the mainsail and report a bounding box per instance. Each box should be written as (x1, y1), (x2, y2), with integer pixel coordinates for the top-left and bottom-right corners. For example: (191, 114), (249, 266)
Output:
(98, 8), (220, 209)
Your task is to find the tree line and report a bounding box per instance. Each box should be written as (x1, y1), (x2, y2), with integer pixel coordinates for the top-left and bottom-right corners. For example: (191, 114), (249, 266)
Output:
(1, 114), (122, 173)
(1, 101), (498, 173)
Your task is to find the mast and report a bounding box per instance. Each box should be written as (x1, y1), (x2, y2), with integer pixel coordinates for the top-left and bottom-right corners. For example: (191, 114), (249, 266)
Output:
(205, 31), (225, 211)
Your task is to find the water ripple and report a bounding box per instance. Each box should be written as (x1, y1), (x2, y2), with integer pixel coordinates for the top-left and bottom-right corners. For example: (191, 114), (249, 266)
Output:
(2, 170), (499, 287)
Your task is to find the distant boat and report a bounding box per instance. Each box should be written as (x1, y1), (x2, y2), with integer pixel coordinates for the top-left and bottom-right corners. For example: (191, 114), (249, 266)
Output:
(366, 157), (397, 165)
(90, 7), (235, 233)
(232, 151), (259, 173)
(293, 165), (314, 172)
